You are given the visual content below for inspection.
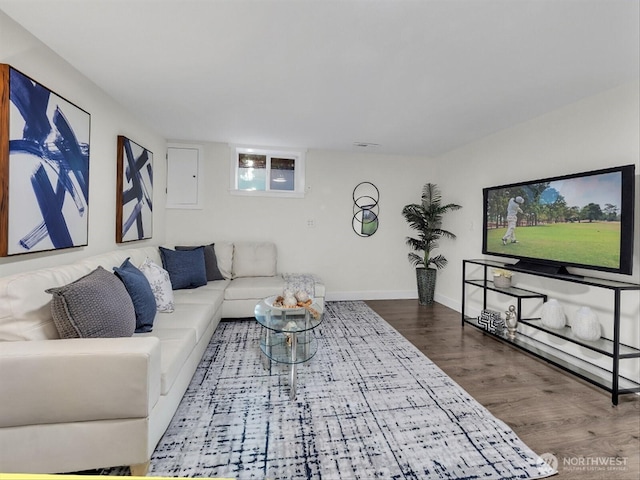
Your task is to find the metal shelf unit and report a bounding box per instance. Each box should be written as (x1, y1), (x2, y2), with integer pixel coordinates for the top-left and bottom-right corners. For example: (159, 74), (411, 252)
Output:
(462, 259), (640, 405)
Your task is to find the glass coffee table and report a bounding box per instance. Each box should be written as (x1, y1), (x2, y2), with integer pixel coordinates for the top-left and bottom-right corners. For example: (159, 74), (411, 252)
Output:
(254, 297), (324, 399)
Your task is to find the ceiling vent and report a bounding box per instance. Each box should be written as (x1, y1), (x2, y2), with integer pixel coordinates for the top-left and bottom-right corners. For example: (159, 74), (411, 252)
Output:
(353, 142), (381, 149)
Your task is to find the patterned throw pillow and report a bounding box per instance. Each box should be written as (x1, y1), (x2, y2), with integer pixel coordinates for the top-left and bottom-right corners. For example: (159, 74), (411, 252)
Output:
(46, 267), (136, 339)
(113, 258), (157, 333)
(159, 246), (207, 289)
(139, 257), (175, 312)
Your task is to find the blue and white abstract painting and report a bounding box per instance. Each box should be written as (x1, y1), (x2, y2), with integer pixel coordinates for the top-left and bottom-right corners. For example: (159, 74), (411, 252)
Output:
(3, 65), (90, 256)
(117, 136), (153, 242)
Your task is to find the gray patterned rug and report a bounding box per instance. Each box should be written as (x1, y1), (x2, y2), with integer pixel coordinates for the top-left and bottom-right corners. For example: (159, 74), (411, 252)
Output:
(145, 301), (555, 479)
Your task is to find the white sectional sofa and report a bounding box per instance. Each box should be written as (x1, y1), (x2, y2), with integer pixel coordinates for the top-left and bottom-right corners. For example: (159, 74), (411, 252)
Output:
(0, 241), (324, 474)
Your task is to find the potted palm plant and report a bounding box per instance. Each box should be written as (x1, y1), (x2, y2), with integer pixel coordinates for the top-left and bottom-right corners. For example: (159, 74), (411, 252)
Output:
(402, 183), (462, 305)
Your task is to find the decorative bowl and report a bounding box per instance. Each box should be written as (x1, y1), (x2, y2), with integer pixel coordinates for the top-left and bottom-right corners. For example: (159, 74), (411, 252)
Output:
(493, 275), (512, 288)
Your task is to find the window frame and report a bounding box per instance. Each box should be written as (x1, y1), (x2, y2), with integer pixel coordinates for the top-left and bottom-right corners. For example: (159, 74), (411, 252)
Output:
(229, 145), (306, 198)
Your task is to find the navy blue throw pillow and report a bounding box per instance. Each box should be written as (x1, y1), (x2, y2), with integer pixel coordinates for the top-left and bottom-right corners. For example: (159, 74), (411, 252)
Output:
(159, 246), (208, 290)
(175, 243), (224, 281)
(113, 258), (156, 333)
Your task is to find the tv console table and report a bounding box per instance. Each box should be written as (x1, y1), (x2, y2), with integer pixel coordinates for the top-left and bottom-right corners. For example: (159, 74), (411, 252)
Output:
(461, 259), (640, 405)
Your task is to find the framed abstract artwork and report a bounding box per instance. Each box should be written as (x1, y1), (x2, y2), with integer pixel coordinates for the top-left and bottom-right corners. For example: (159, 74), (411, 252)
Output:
(116, 135), (153, 242)
(0, 64), (91, 256)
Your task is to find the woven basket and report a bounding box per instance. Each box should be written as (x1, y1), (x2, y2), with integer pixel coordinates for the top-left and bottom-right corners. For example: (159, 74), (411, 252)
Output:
(493, 275), (512, 288)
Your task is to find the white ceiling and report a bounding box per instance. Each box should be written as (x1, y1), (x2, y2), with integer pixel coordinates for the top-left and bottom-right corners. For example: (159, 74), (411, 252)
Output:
(1, 0), (638, 156)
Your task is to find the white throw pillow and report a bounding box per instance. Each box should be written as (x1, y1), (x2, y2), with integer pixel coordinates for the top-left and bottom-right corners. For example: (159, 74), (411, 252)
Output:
(139, 258), (175, 312)
(214, 241), (234, 279)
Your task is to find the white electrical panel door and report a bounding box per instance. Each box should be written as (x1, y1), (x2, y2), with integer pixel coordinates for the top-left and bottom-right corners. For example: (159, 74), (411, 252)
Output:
(166, 145), (203, 208)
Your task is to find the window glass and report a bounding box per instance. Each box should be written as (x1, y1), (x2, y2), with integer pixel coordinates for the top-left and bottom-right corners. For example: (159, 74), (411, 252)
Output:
(230, 146), (306, 198)
(270, 157), (295, 191)
(238, 154), (267, 191)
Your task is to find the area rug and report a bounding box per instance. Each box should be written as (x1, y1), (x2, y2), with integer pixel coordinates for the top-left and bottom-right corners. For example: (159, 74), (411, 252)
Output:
(147, 301), (556, 479)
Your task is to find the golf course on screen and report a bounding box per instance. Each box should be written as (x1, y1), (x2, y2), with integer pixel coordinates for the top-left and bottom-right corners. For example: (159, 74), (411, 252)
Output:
(486, 221), (621, 268)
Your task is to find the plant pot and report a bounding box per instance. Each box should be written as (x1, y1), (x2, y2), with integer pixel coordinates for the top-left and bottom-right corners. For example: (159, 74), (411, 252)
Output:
(416, 268), (437, 305)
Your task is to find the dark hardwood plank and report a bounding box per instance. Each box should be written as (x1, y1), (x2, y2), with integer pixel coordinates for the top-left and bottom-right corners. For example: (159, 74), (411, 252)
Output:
(366, 299), (640, 480)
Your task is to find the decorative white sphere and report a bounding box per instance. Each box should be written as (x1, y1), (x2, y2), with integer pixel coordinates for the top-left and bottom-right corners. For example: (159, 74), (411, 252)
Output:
(572, 306), (601, 341)
(283, 295), (298, 307)
(295, 290), (310, 303)
(284, 321), (298, 332)
(540, 299), (566, 329)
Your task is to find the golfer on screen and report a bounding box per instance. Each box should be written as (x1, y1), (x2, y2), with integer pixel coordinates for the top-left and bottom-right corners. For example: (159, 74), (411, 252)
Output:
(502, 196), (524, 245)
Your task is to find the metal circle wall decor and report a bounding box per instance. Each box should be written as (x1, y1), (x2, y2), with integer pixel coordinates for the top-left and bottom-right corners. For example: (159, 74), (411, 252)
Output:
(352, 181), (379, 237)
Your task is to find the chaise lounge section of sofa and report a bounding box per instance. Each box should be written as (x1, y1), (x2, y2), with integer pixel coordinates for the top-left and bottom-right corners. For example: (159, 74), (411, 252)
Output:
(0, 241), (324, 474)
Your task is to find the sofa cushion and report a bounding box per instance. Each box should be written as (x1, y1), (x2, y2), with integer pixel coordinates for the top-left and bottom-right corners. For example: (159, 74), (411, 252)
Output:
(138, 258), (175, 313)
(311, 280), (326, 298)
(136, 328), (196, 395)
(113, 258), (156, 333)
(0, 263), (91, 341)
(175, 243), (224, 281)
(152, 303), (215, 343)
(78, 246), (162, 271)
(0, 336), (161, 428)
(214, 241), (234, 279)
(159, 246), (207, 290)
(201, 279), (230, 292)
(173, 284), (225, 313)
(224, 275), (285, 301)
(232, 242), (277, 278)
(46, 267), (136, 339)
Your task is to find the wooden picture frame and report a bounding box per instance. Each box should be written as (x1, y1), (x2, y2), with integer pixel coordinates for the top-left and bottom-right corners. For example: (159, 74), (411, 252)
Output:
(0, 64), (90, 256)
(116, 135), (153, 243)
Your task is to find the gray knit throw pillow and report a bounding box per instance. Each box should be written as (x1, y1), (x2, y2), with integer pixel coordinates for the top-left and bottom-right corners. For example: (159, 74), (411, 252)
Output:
(46, 267), (136, 339)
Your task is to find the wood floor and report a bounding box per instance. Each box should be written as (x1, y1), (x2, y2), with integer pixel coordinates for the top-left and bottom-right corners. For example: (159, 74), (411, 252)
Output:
(365, 299), (640, 480)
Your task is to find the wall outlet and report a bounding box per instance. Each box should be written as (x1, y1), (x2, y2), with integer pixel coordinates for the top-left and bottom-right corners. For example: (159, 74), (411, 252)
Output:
(307, 219), (315, 228)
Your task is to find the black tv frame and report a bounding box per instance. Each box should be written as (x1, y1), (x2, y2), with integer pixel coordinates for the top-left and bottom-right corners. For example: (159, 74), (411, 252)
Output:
(482, 164), (636, 276)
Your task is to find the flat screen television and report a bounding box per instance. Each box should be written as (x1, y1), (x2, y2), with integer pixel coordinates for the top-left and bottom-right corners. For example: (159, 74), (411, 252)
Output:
(482, 164), (636, 276)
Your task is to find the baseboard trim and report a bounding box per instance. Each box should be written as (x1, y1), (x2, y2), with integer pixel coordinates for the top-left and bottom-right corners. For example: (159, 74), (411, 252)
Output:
(325, 290), (416, 301)
(325, 290), (462, 314)
(434, 293), (461, 313)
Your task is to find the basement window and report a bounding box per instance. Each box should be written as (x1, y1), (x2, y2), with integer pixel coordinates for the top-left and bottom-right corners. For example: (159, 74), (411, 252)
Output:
(230, 145), (306, 198)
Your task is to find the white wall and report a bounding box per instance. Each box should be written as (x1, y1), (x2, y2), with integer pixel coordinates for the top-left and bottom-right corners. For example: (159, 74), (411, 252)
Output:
(164, 82), (639, 319)
(0, 11), (167, 277)
(436, 80), (640, 308)
(436, 81), (640, 378)
(164, 142), (443, 301)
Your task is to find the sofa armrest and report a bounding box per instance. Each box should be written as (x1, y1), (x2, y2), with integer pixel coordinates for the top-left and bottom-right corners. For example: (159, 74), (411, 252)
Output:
(0, 337), (161, 428)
